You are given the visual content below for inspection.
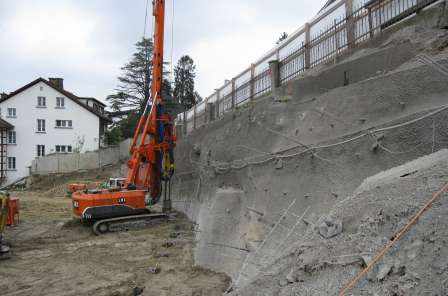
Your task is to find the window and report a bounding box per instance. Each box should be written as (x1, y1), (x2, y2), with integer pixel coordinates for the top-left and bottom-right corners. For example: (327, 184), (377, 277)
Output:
(37, 119), (46, 133)
(7, 131), (16, 144)
(37, 96), (46, 107)
(55, 120), (73, 128)
(37, 145), (45, 157)
(7, 157), (16, 170)
(56, 97), (65, 108)
(7, 108), (16, 118)
(55, 145), (72, 153)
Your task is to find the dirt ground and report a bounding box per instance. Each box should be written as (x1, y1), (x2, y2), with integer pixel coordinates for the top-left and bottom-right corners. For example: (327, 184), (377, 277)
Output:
(0, 187), (230, 296)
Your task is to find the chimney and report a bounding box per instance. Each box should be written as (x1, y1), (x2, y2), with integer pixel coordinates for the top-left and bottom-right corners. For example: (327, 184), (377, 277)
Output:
(0, 93), (7, 100)
(48, 78), (64, 90)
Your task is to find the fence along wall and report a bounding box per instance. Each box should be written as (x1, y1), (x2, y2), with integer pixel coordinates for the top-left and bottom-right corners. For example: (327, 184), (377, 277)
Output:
(180, 0), (440, 133)
(31, 139), (131, 175)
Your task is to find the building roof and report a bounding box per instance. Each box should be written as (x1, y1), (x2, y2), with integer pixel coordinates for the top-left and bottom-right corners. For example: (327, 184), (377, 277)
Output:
(107, 109), (136, 118)
(78, 97), (107, 107)
(0, 118), (13, 130)
(0, 78), (111, 123)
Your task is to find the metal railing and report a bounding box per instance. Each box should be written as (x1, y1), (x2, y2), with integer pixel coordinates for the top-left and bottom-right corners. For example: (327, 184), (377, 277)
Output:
(181, 0), (440, 133)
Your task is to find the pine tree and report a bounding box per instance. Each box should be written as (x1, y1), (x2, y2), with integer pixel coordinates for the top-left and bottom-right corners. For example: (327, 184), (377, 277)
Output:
(105, 37), (172, 143)
(107, 37), (172, 113)
(174, 55), (197, 109)
(276, 32), (288, 44)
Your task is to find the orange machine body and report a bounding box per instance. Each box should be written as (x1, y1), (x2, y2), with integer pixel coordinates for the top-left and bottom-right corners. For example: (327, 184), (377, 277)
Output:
(68, 182), (102, 195)
(72, 190), (148, 222)
(68, 183), (88, 193)
(71, 0), (174, 223)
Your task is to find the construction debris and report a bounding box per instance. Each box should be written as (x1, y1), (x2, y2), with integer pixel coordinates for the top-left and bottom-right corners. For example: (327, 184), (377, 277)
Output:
(148, 264), (161, 274)
(317, 216), (343, 239)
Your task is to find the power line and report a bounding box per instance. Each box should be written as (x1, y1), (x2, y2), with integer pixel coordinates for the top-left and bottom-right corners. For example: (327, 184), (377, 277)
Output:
(143, 0), (150, 38)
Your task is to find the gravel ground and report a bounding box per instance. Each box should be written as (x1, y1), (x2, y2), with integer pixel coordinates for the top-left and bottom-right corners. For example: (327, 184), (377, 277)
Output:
(0, 190), (230, 296)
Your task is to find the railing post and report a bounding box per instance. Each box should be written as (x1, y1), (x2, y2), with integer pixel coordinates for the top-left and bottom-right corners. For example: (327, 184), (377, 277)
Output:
(231, 78), (236, 110)
(207, 102), (215, 122)
(304, 22), (311, 69)
(250, 64), (255, 101)
(345, 0), (355, 49)
(269, 60), (281, 94)
(203, 100), (207, 124)
(215, 89), (221, 118)
(334, 19), (340, 63)
(182, 111), (187, 135)
(368, 6), (374, 39)
(176, 123), (183, 139)
(193, 105), (197, 130)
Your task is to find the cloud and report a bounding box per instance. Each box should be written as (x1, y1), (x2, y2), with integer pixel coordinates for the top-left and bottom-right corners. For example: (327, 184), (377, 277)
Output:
(0, 0), (125, 99)
(176, 0), (325, 96)
(190, 24), (292, 95)
(1, 2), (95, 60)
(0, 0), (328, 103)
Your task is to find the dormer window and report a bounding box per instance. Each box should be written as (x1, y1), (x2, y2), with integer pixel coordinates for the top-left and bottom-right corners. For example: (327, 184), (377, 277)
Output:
(37, 96), (46, 108)
(56, 97), (65, 108)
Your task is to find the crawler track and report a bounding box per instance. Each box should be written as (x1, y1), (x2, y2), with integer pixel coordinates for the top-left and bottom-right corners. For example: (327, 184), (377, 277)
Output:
(92, 213), (170, 235)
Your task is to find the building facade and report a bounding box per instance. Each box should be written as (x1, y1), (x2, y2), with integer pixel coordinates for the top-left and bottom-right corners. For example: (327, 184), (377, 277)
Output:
(0, 77), (110, 184)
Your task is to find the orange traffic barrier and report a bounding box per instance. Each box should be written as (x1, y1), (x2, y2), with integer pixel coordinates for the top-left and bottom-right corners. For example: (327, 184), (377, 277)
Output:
(7, 198), (19, 226)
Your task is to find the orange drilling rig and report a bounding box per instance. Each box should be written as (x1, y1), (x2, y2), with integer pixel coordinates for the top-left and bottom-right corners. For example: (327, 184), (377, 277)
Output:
(72, 0), (179, 235)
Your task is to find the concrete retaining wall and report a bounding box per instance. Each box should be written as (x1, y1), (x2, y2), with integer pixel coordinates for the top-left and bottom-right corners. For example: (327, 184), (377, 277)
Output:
(30, 139), (131, 175)
(171, 6), (448, 287)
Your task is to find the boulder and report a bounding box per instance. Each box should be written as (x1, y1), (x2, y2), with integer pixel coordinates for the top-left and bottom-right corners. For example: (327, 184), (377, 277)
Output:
(317, 216), (343, 239)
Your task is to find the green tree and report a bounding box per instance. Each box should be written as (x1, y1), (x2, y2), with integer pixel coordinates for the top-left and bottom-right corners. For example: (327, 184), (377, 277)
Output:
(103, 127), (122, 146)
(107, 37), (172, 113)
(276, 32), (288, 44)
(103, 111), (141, 146)
(194, 91), (203, 104)
(106, 38), (172, 140)
(174, 55), (197, 109)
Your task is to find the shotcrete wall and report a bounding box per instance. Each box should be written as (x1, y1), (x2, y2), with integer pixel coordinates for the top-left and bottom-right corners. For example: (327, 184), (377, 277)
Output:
(172, 4), (448, 290)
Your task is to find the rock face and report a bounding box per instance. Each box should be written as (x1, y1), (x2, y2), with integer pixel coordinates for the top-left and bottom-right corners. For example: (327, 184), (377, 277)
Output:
(438, 0), (448, 29)
(317, 216), (343, 239)
(234, 150), (448, 296)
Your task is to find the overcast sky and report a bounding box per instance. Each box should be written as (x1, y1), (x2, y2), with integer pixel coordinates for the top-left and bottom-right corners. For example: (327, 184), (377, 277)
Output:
(0, 0), (327, 106)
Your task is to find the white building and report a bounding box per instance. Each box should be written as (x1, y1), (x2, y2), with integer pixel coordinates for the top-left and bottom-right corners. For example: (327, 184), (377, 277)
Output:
(0, 77), (111, 184)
